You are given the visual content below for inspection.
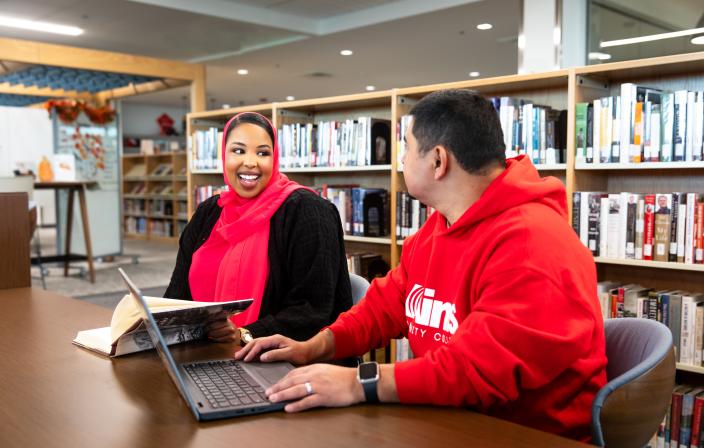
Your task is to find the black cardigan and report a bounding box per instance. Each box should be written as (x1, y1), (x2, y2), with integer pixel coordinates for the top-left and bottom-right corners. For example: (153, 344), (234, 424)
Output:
(165, 189), (353, 341)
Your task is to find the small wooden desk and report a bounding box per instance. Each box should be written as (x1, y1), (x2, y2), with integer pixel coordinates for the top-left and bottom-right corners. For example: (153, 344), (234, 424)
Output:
(35, 181), (97, 283)
(0, 288), (590, 448)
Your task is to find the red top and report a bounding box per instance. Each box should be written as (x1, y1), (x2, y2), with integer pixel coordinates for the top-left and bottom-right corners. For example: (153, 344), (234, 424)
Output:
(329, 156), (607, 441)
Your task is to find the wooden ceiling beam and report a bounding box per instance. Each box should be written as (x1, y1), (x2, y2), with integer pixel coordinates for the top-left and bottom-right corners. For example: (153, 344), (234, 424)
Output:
(0, 37), (202, 81)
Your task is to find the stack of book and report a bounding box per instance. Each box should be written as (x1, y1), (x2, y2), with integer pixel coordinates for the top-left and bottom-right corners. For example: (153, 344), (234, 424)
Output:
(316, 185), (390, 237)
(573, 191), (704, 264)
(396, 191), (434, 240)
(278, 118), (391, 168)
(575, 83), (704, 164)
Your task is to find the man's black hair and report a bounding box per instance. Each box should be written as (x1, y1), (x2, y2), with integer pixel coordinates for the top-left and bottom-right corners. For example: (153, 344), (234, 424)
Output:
(409, 89), (506, 174)
(224, 113), (275, 145)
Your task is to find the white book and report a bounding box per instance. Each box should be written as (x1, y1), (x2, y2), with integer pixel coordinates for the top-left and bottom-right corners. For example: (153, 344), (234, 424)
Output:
(620, 83), (634, 164)
(607, 194), (621, 259)
(681, 295), (704, 365)
(685, 192), (696, 264)
(593, 99), (601, 164)
(694, 92), (704, 161)
(677, 195), (687, 262)
(686, 91), (696, 161)
(580, 191), (590, 247)
(599, 197), (609, 257)
(661, 92), (675, 162)
(618, 192), (630, 259)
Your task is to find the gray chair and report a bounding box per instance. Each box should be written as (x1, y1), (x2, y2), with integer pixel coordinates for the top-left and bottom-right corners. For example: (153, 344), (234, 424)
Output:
(349, 273), (370, 305)
(592, 318), (676, 447)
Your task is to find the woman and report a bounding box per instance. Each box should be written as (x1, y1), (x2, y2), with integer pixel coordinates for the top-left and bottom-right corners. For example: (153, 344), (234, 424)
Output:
(165, 112), (352, 345)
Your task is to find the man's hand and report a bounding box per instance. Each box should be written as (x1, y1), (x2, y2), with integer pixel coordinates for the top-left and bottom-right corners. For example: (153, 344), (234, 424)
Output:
(233, 329), (336, 365)
(265, 364), (364, 412)
(206, 318), (240, 344)
(233, 334), (311, 364)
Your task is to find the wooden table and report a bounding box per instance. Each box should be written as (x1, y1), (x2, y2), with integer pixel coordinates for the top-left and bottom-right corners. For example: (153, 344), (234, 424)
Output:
(0, 288), (590, 448)
(34, 181), (98, 283)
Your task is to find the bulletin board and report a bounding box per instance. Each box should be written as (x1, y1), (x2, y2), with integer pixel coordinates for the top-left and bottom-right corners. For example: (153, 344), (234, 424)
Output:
(54, 111), (121, 257)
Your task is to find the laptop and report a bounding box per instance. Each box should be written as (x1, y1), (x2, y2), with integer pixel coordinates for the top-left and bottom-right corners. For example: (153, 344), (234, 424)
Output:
(118, 268), (295, 421)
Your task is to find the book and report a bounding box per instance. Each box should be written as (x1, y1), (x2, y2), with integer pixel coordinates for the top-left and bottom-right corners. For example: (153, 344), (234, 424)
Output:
(72, 295), (252, 357)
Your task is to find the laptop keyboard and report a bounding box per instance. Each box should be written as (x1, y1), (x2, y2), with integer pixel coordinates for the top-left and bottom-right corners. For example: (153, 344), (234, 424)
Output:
(184, 361), (269, 409)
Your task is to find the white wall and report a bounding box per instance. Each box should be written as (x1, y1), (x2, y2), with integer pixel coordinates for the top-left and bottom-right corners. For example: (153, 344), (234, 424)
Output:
(0, 106), (56, 224)
(120, 101), (189, 137)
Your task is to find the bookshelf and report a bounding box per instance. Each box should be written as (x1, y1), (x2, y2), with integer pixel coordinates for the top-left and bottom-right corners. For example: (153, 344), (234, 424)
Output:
(185, 51), (704, 369)
(121, 151), (187, 241)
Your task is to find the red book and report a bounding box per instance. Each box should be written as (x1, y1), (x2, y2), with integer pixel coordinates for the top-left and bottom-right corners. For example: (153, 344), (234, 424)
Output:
(616, 287), (625, 318)
(671, 386), (691, 446)
(643, 194), (656, 260)
(691, 393), (704, 447)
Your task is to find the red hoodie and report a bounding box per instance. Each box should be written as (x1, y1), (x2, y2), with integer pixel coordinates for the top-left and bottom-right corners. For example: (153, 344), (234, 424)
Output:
(329, 156), (607, 441)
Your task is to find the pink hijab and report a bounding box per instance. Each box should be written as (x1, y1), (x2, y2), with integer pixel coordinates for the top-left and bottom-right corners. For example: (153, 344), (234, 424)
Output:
(188, 112), (310, 327)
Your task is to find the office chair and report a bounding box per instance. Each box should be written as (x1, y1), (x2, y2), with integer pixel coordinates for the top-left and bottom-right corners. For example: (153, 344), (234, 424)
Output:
(0, 176), (47, 288)
(349, 272), (370, 306)
(592, 318), (676, 448)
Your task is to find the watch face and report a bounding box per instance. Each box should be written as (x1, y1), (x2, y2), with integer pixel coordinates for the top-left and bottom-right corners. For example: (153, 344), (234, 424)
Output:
(359, 362), (378, 380)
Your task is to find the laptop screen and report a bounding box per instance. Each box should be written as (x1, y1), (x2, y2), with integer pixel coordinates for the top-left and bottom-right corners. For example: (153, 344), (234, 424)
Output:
(117, 268), (200, 418)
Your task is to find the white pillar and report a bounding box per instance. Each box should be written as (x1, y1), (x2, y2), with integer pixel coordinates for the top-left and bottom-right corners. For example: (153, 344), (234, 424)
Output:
(561, 0), (588, 68)
(519, 0), (560, 73)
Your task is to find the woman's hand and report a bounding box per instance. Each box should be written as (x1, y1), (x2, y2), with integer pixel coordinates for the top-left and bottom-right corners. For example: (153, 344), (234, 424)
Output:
(265, 364), (364, 412)
(207, 318), (240, 343)
(233, 334), (311, 364)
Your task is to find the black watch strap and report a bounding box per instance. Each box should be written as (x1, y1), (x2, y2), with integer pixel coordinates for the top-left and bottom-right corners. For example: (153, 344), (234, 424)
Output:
(362, 380), (379, 403)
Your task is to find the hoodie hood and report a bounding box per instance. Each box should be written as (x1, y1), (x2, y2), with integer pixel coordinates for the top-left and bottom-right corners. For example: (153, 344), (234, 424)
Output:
(443, 155), (567, 234)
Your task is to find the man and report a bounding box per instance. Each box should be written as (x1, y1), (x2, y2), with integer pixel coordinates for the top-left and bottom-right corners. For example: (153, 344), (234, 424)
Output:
(236, 89), (607, 442)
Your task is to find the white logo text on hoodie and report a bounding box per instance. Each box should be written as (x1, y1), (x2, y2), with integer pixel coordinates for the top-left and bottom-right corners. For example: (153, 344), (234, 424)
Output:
(405, 283), (458, 336)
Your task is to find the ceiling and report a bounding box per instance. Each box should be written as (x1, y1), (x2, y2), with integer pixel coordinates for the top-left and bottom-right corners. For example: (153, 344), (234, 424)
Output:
(0, 0), (520, 108)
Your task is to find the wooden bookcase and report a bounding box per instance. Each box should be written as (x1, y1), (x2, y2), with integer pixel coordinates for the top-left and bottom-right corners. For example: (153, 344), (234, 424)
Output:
(186, 51), (704, 369)
(121, 151), (187, 242)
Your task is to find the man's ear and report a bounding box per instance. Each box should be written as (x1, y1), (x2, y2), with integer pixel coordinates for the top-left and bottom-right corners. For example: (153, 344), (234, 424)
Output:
(433, 146), (449, 180)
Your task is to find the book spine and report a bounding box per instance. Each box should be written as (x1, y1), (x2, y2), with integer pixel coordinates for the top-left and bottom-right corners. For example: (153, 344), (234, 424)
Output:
(644, 194), (656, 260)
(686, 193), (696, 264)
(671, 193), (681, 262)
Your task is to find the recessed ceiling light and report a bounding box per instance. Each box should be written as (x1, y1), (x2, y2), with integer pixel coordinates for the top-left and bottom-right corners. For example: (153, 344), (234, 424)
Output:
(221, 104), (230, 109)
(0, 15), (83, 36)
(286, 96), (295, 101)
(588, 52), (612, 61)
(237, 69), (249, 75)
(476, 23), (493, 31)
(469, 71), (480, 77)
(340, 49), (354, 56)
(692, 35), (704, 45)
(365, 85), (376, 91)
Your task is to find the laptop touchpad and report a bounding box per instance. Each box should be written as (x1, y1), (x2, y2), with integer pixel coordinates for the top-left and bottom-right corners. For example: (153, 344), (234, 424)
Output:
(244, 362), (294, 388)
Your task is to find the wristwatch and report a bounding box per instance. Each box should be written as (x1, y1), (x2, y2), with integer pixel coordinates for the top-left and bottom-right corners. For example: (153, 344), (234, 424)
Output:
(239, 327), (253, 346)
(357, 361), (379, 403)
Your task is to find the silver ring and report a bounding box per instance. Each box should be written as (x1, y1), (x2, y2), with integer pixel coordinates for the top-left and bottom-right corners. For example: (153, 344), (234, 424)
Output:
(304, 381), (313, 396)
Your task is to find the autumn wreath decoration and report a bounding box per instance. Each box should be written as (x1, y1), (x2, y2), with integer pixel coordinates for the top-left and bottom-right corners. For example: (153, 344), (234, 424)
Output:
(44, 99), (117, 125)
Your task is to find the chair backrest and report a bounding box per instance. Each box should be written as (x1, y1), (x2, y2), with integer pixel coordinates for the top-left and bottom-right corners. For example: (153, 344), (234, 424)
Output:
(592, 318), (676, 447)
(0, 176), (34, 200)
(349, 273), (370, 306)
(0, 193), (31, 289)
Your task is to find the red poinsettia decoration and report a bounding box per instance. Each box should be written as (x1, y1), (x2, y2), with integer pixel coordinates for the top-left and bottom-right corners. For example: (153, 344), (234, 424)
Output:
(44, 100), (116, 125)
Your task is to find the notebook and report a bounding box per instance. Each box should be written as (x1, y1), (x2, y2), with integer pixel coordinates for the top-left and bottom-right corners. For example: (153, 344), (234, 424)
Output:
(118, 268), (294, 420)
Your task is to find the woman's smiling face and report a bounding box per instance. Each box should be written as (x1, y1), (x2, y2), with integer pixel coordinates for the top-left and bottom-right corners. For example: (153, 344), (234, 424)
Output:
(224, 122), (275, 199)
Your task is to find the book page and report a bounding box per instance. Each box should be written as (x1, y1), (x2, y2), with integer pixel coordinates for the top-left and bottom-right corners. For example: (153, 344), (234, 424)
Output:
(72, 326), (112, 355)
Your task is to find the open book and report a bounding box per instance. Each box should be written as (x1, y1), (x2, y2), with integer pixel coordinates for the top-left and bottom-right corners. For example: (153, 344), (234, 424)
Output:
(72, 295), (252, 357)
